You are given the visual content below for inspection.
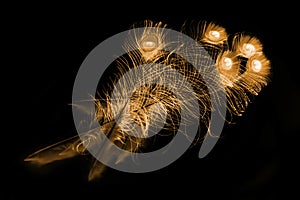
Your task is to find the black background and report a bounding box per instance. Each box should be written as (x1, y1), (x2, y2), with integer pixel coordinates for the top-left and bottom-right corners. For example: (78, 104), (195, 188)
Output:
(6, 3), (299, 200)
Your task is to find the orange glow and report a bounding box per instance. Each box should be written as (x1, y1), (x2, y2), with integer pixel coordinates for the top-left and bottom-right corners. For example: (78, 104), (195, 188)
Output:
(233, 34), (263, 58)
(201, 22), (228, 45)
(216, 50), (240, 87)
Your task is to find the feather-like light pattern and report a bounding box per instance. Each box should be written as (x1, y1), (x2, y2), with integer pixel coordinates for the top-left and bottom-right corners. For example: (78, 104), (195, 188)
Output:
(25, 19), (271, 181)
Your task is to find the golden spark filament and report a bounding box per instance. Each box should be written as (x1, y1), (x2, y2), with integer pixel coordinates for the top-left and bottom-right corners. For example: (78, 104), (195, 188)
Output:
(222, 57), (233, 70)
(216, 50), (240, 87)
(234, 34), (263, 58)
(242, 43), (256, 57)
(251, 59), (262, 72)
(141, 35), (158, 52)
(209, 30), (221, 41)
(201, 22), (227, 45)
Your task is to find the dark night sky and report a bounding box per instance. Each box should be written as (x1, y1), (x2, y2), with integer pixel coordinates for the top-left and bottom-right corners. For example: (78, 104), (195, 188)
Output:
(6, 3), (299, 200)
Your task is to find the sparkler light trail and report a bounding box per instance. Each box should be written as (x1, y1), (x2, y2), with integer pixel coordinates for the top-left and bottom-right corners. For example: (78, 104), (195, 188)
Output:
(24, 19), (271, 181)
